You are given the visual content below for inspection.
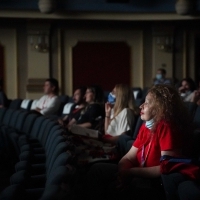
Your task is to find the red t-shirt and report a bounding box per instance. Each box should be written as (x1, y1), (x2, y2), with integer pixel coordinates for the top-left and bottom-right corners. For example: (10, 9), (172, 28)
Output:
(133, 120), (183, 167)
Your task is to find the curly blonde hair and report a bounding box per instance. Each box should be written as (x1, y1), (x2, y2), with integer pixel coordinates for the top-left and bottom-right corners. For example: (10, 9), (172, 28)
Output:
(148, 84), (193, 135)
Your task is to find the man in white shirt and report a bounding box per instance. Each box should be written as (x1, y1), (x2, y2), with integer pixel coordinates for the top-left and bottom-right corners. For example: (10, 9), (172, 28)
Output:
(35, 78), (61, 116)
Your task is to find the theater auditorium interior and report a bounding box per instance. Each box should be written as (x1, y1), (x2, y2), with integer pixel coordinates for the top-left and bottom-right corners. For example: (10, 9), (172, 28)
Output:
(0, 0), (200, 199)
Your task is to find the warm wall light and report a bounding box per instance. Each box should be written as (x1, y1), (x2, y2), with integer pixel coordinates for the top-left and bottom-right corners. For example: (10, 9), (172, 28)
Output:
(29, 31), (49, 53)
(156, 35), (174, 52)
(152, 27), (174, 53)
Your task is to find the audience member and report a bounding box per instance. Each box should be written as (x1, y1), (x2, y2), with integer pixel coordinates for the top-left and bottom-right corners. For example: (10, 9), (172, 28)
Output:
(102, 84), (138, 144)
(35, 78), (61, 116)
(178, 77), (196, 102)
(58, 86), (86, 129)
(0, 79), (8, 108)
(153, 68), (171, 85)
(74, 85), (105, 129)
(85, 84), (192, 200)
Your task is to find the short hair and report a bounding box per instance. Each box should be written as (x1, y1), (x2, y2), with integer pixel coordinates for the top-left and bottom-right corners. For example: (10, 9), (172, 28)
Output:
(75, 86), (87, 97)
(87, 85), (104, 104)
(45, 78), (59, 94)
(157, 68), (166, 75)
(181, 77), (196, 92)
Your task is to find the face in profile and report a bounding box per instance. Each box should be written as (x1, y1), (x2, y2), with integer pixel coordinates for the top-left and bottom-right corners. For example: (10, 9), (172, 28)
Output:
(140, 93), (156, 121)
(43, 81), (55, 95)
(85, 89), (95, 103)
(181, 80), (190, 92)
(73, 89), (83, 104)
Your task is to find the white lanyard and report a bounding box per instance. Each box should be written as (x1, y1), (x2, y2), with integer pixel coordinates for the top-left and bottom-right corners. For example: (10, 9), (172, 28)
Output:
(140, 134), (153, 167)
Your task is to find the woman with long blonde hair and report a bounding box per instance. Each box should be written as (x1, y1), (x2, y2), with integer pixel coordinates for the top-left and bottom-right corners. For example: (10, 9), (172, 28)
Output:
(103, 84), (138, 144)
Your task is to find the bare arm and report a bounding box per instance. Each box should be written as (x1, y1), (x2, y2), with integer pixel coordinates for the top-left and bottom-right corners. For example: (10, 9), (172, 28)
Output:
(118, 146), (139, 171)
(104, 116), (111, 133)
(119, 149), (178, 179)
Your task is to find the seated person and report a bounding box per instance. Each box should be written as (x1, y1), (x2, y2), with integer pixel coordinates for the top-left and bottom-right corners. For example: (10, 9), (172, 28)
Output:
(85, 84), (192, 200)
(103, 84), (138, 144)
(178, 77), (196, 102)
(153, 68), (171, 85)
(35, 78), (61, 116)
(58, 86), (86, 128)
(75, 85), (105, 129)
(0, 79), (8, 108)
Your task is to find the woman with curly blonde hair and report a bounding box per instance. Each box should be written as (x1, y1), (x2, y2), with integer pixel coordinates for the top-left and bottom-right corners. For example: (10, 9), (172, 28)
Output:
(85, 84), (193, 200)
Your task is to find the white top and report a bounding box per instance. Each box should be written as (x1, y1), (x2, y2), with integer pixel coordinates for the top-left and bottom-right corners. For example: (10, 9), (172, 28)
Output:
(36, 95), (60, 116)
(106, 108), (135, 137)
(180, 91), (192, 102)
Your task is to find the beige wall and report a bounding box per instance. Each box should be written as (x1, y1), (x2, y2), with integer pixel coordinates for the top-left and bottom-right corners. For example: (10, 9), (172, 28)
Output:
(0, 21), (197, 100)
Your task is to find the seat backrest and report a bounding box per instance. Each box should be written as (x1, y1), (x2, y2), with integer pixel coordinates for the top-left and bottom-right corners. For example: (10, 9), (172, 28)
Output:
(45, 125), (62, 150)
(9, 99), (23, 110)
(62, 103), (74, 115)
(194, 106), (200, 129)
(2, 109), (15, 126)
(132, 87), (142, 99)
(30, 99), (39, 110)
(8, 110), (23, 128)
(47, 151), (71, 178)
(38, 120), (58, 146)
(46, 165), (69, 187)
(21, 113), (39, 134)
(0, 108), (7, 125)
(30, 116), (46, 138)
(58, 95), (69, 104)
(20, 99), (33, 110)
(14, 111), (29, 131)
(46, 141), (69, 172)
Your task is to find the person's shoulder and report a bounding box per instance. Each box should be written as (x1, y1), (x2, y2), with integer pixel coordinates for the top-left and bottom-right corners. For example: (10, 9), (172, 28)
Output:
(39, 95), (46, 100)
(164, 79), (172, 84)
(156, 120), (172, 131)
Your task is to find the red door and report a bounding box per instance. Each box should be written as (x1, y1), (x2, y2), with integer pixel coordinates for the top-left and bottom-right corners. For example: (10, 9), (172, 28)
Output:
(72, 41), (131, 91)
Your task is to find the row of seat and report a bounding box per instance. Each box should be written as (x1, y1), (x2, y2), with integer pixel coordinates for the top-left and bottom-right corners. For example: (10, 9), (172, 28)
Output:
(0, 108), (72, 200)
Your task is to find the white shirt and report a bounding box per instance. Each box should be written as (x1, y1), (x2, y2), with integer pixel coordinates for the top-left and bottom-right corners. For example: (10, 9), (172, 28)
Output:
(106, 108), (135, 137)
(36, 95), (60, 116)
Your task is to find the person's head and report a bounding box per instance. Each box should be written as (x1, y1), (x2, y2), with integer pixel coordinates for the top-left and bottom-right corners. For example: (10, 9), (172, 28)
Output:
(156, 68), (166, 80)
(85, 85), (104, 104)
(112, 84), (138, 117)
(43, 78), (59, 95)
(181, 78), (196, 93)
(73, 86), (86, 104)
(140, 84), (192, 133)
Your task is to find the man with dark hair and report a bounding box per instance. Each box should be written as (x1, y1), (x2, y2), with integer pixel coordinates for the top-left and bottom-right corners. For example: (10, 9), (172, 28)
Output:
(35, 78), (61, 116)
(58, 86), (87, 128)
(154, 68), (172, 85)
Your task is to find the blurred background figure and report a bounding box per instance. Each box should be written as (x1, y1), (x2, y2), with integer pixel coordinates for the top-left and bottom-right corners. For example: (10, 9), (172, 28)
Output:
(58, 86), (86, 128)
(153, 68), (171, 85)
(35, 78), (61, 116)
(178, 77), (196, 102)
